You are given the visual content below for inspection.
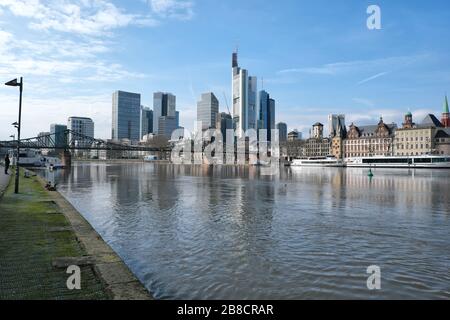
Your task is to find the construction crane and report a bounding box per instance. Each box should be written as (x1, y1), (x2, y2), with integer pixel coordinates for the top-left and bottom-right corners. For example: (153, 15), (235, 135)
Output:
(222, 92), (232, 117)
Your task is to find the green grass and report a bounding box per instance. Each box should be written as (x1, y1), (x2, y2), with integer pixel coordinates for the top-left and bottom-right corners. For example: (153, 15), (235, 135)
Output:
(0, 170), (111, 300)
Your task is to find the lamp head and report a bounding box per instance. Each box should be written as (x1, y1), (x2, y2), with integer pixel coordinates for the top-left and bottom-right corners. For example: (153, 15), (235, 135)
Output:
(5, 79), (19, 87)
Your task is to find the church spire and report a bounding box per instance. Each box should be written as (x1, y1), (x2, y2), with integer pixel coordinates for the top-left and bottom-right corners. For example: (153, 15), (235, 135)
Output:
(442, 95), (450, 128)
(444, 95), (449, 114)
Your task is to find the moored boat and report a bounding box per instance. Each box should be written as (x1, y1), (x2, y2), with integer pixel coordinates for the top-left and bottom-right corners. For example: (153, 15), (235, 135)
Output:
(290, 156), (345, 167)
(345, 155), (450, 168)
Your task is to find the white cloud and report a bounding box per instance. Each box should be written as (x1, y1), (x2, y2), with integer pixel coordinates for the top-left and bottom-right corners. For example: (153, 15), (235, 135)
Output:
(0, 29), (146, 82)
(278, 55), (429, 76)
(0, 93), (112, 140)
(357, 71), (390, 86)
(0, 0), (159, 36)
(147, 0), (194, 20)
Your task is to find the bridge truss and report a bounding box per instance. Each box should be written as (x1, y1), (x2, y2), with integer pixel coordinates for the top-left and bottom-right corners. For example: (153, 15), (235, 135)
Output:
(0, 130), (169, 152)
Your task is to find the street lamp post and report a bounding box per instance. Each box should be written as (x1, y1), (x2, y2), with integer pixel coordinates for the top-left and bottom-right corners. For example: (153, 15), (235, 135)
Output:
(5, 77), (23, 194)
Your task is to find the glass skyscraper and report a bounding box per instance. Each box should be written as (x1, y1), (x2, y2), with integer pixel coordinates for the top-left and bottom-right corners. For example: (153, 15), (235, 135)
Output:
(276, 122), (288, 142)
(112, 91), (141, 142)
(197, 92), (219, 130)
(153, 92), (176, 135)
(232, 51), (257, 137)
(258, 90), (276, 141)
(140, 106), (153, 139)
(50, 123), (68, 149)
(216, 112), (233, 143)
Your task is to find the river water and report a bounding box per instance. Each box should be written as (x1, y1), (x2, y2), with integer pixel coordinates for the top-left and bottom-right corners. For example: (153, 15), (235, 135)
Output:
(44, 162), (450, 299)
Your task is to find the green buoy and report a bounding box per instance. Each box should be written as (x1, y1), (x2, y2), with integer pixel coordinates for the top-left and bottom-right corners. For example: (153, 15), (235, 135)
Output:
(368, 168), (374, 177)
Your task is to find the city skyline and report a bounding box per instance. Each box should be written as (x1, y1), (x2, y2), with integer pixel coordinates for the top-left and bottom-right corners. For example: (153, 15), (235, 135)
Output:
(1, 0), (450, 140)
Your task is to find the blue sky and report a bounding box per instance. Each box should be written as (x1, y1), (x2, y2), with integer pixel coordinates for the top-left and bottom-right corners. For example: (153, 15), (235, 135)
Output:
(1, 0), (450, 140)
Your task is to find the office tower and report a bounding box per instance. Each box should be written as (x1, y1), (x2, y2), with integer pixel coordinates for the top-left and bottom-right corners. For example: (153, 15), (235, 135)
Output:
(176, 111), (180, 128)
(276, 122), (287, 142)
(257, 90), (276, 141)
(328, 114), (346, 138)
(158, 116), (178, 139)
(153, 92), (176, 134)
(216, 112), (233, 143)
(112, 91), (141, 142)
(38, 132), (51, 147)
(140, 106), (153, 139)
(232, 51), (257, 137)
(67, 116), (95, 148)
(248, 77), (258, 130)
(197, 92), (219, 131)
(50, 124), (68, 148)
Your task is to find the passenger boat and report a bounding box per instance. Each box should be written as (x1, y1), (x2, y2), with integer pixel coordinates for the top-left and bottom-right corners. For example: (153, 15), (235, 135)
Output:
(9, 149), (63, 168)
(291, 156), (345, 167)
(10, 149), (44, 167)
(345, 155), (450, 168)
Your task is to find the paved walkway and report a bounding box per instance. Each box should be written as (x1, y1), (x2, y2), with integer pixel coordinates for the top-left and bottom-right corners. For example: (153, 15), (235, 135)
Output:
(0, 166), (11, 197)
(0, 168), (152, 300)
(0, 169), (111, 299)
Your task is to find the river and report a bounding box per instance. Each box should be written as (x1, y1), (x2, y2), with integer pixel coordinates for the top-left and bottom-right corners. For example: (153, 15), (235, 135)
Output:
(43, 162), (450, 299)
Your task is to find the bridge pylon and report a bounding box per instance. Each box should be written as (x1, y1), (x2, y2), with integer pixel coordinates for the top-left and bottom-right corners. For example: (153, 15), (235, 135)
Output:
(61, 150), (72, 168)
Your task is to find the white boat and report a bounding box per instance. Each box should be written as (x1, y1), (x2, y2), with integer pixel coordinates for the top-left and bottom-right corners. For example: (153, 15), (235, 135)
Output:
(9, 149), (63, 168)
(10, 149), (44, 167)
(346, 155), (450, 168)
(291, 156), (345, 167)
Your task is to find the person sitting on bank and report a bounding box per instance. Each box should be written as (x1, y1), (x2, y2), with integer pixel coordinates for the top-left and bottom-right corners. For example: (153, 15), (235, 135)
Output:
(4, 154), (10, 175)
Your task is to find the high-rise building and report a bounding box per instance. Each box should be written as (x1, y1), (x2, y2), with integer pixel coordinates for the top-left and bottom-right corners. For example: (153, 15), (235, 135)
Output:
(67, 116), (94, 148)
(158, 116), (178, 139)
(38, 132), (51, 147)
(276, 122), (287, 142)
(216, 112), (233, 143)
(197, 92), (219, 130)
(258, 90), (276, 141)
(232, 51), (257, 137)
(112, 91), (141, 142)
(328, 114), (346, 138)
(153, 92), (176, 134)
(442, 95), (450, 128)
(248, 77), (258, 131)
(140, 106), (153, 139)
(50, 124), (68, 149)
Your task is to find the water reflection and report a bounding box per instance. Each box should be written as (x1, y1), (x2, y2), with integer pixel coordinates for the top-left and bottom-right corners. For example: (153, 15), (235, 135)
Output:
(43, 163), (450, 299)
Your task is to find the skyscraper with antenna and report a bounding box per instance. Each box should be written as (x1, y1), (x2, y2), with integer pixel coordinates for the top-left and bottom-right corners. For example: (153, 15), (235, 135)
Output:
(231, 49), (257, 137)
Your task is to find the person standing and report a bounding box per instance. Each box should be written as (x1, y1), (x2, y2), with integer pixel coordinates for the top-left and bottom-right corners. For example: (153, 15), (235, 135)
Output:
(4, 154), (10, 175)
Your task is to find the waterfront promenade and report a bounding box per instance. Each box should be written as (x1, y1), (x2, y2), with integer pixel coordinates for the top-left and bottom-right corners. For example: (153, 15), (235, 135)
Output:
(0, 166), (152, 300)
(0, 170), (10, 198)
